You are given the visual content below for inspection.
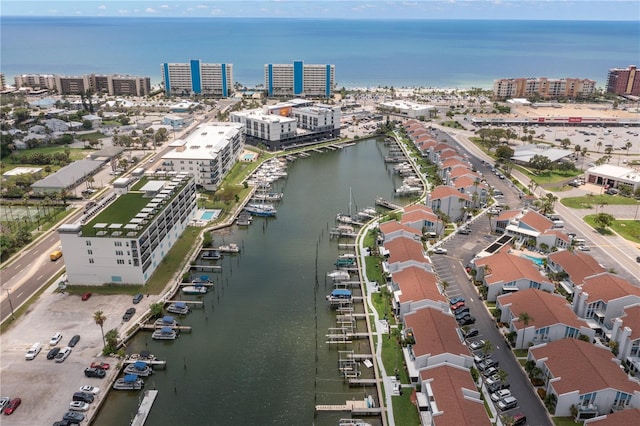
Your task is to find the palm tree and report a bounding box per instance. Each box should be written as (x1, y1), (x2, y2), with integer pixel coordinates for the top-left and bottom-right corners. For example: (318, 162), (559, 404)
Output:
(93, 311), (106, 346)
(596, 140), (602, 152)
(626, 141), (633, 155)
(518, 312), (533, 326)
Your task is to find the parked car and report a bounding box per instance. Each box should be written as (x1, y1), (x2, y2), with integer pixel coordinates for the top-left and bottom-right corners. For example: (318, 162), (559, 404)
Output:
(577, 245), (591, 251)
(454, 306), (470, 316)
(463, 328), (479, 339)
(132, 293), (144, 304)
(455, 310), (471, 320)
(72, 392), (94, 404)
(451, 301), (466, 311)
(491, 389), (512, 402)
(487, 380), (511, 394)
(68, 335), (80, 347)
(497, 396), (518, 411)
(68, 401), (90, 412)
(81, 292), (92, 301)
(478, 358), (499, 371)
(3, 398), (21, 415)
(47, 347), (61, 360)
(469, 340), (485, 351)
(122, 307), (136, 322)
(25, 342), (42, 360)
(458, 227), (471, 235)
(84, 368), (106, 378)
(90, 362), (110, 370)
(457, 316), (476, 326)
(49, 332), (63, 346)
(53, 420), (81, 426)
(62, 412), (85, 422)
(55, 347), (72, 363)
(79, 385), (100, 394)
(449, 297), (465, 306)
(433, 247), (448, 254)
(482, 366), (499, 377)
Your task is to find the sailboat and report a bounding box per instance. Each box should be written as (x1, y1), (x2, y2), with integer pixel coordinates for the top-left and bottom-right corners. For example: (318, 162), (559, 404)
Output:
(336, 187), (362, 225)
(245, 187), (277, 217)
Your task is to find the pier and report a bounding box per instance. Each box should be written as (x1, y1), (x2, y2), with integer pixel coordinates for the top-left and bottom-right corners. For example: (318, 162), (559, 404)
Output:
(163, 300), (203, 307)
(375, 197), (402, 210)
(122, 356), (167, 369)
(348, 378), (378, 387)
(130, 390), (159, 426)
(139, 324), (193, 332)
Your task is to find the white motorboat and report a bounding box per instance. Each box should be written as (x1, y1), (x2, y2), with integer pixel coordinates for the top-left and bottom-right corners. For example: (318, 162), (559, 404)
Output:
(113, 374), (144, 390)
(166, 302), (190, 315)
(152, 326), (177, 340)
(124, 361), (153, 377)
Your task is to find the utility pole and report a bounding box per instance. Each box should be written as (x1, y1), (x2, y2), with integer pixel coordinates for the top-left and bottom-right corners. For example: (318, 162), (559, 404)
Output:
(5, 289), (15, 319)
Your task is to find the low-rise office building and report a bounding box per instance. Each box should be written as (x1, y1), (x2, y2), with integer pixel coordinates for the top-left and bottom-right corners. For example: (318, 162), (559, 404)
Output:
(58, 173), (197, 285)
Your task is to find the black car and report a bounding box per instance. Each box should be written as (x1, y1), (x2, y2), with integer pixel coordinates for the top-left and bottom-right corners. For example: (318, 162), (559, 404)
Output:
(53, 421), (80, 426)
(47, 347), (61, 360)
(132, 293), (144, 304)
(72, 392), (94, 404)
(68, 335), (80, 347)
(122, 307), (136, 321)
(457, 316), (476, 326)
(463, 328), (479, 339)
(488, 381), (511, 394)
(84, 367), (106, 378)
(454, 306), (470, 316)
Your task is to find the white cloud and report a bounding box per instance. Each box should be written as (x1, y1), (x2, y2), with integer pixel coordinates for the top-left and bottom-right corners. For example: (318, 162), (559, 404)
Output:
(145, 8), (157, 14)
(160, 5), (170, 9)
(97, 5), (106, 11)
(196, 4), (209, 9)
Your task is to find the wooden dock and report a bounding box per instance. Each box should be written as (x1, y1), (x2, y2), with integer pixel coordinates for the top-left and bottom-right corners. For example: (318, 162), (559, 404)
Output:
(163, 300), (203, 306)
(315, 397), (380, 415)
(130, 390), (158, 426)
(375, 197), (402, 210)
(348, 378), (378, 387)
(139, 324), (193, 332)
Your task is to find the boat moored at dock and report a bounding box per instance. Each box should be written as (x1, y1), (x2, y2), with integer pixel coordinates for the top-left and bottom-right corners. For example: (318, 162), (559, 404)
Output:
(327, 270), (351, 281)
(152, 327), (178, 340)
(326, 289), (352, 303)
(181, 284), (208, 295)
(124, 361), (153, 377)
(113, 374), (145, 391)
(166, 302), (190, 315)
(154, 315), (178, 327)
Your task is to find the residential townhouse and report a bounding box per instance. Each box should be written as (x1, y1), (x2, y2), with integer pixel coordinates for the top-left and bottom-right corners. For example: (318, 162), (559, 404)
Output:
(452, 176), (488, 208)
(583, 407), (640, 425)
(427, 185), (472, 222)
(610, 304), (640, 376)
(491, 208), (567, 249)
(417, 364), (492, 426)
(472, 250), (554, 301)
(390, 265), (447, 319)
(403, 306), (474, 383)
(528, 339), (640, 419)
(547, 250), (606, 295)
(379, 220), (423, 243)
(572, 272), (640, 338)
(381, 235), (432, 276)
(496, 288), (595, 349)
(401, 205), (445, 236)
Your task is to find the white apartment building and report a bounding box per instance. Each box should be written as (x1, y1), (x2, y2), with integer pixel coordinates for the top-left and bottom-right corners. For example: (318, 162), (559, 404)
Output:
(264, 61), (335, 98)
(14, 74), (57, 90)
(161, 123), (244, 191)
(58, 173), (197, 285)
(161, 59), (233, 97)
(493, 77), (596, 99)
(230, 100), (340, 150)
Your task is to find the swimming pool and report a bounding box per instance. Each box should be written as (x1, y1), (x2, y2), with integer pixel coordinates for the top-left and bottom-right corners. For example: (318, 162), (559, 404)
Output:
(521, 254), (545, 265)
(199, 210), (221, 221)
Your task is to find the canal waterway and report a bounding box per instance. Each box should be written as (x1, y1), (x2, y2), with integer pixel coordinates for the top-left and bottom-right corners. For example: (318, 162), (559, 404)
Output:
(94, 137), (410, 425)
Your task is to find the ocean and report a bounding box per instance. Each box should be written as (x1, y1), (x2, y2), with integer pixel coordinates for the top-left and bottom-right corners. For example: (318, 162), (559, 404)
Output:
(1, 17), (638, 89)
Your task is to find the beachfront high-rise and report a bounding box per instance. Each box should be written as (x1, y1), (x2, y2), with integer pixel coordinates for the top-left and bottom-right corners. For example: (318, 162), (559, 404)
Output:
(606, 65), (640, 97)
(493, 77), (596, 99)
(264, 61), (335, 98)
(161, 60), (233, 97)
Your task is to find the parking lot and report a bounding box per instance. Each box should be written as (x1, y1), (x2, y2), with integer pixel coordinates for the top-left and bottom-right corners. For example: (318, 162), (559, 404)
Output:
(0, 285), (148, 425)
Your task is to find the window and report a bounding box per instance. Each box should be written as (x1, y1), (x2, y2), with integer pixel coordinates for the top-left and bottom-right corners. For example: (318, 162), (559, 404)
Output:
(116, 250), (124, 256)
(116, 259), (125, 265)
(87, 249), (93, 255)
(115, 241), (122, 247)
(86, 241), (92, 246)
(89, 258), (94, 264)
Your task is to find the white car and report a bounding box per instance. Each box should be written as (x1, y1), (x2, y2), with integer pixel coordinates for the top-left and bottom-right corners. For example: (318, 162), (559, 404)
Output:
(469, 340), (485, 351)
(433, 247), (448, 254)
(49, 332), (63, 346)
(69, 401), (90, 411)
(578, 245), (590, 251)
(491, 389), (511, 402)
(79, 385), (100, 394)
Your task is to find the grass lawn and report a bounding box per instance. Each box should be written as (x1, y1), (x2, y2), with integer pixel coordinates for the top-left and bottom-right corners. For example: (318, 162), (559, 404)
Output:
(77, 132), (107, 142)
(513, 164), (582, 186)
(561, 194), (640, 209)
(513, 349), (528, 358)
(2, 147), (88, 174)
(552, 417), (580, 426)
(584, 215), (640, 243)
(381, 333), (409, 384)
(392, 391), (420, 426)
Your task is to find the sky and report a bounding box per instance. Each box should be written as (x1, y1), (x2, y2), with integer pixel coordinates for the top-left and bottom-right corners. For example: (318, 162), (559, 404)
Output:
(1, 0), (638, 20)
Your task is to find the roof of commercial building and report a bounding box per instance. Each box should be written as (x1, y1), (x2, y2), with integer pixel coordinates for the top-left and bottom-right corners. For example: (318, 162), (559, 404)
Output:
(405, 307), (467, 359)
(32, 159), (104, 190)
(419, 365), (491, 426)
(380, 100), (435, 111)
(511, 144), (573, 163)
(530, 339), (640, 396)
(497, 288), (585, 330)
(162, 123), (243, 161)
(587, 164), (640, 183)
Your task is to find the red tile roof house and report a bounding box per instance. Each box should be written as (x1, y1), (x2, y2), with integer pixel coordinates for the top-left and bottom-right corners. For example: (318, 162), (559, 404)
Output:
(424, 142), (456, 163)
(528, 339), (640, 419)
(415, 138), (438, 157)
(417, 364), (491, 426)
(547, 250), (606, 295)
(401, 204), (444, 236)
(572, 272), (640, 338)
(493, 208), (563, 249)
(609, 304), (640, 376)
(472, 251), (554, 302)
(496, 288), (595, 349)
(379, 220), (423, 243)
(452, 176), (489, 208)
(381, 234), (432, 276)
(403, 306), (474, 383)
(438, 158), (471, 179)
(583, 407), (640, 425)
(390, 265), (447, 319)
(427, 186), (472, 222)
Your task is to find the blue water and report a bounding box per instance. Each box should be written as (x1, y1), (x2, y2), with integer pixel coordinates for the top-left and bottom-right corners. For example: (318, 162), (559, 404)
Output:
(199, 210), (218, 220)
(522, 254), (545, 265)
(1, 17), (638, 88)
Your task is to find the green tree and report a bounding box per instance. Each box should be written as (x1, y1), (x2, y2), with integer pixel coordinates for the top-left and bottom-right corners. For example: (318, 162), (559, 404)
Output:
(593, 212), (615, 230)
(495, 145), (514, 161)
(149, 303), (164, 319)
(518, 312), (533, 326)
(529, 154), (552, 173)
(93, 310), (106, 347)
(103, 328), (119, 355)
